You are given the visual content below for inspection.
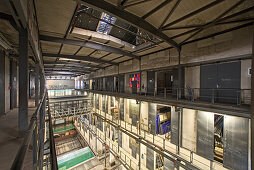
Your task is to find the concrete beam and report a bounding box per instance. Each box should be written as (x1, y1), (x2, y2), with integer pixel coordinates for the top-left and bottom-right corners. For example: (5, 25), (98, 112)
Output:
(79, 0), (180, 49)
(40, 35), (140, 60)
(0, 50), (5, 115)
(43, 53), (118, 65)
(18, 28), (29, 132)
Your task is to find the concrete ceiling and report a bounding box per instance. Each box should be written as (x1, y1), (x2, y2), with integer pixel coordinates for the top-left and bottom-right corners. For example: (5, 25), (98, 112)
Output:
(0, 0), (253, 76)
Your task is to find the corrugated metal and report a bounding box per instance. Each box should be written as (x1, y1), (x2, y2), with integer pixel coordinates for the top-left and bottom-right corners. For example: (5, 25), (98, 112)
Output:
(146, 146), (154, 170)
(132, 145), (137, 158)
(118, 131), (122, 147)
(102, 95), (105, 112)
(163, 157), (175, 170)
(171, 107), (179, 145)
(148, 103), (157, 135)
(120, 98), (124, 121)
(196, 111), (214, 160)
(223, 116), (249, 170)
(105, 95), (108, 113)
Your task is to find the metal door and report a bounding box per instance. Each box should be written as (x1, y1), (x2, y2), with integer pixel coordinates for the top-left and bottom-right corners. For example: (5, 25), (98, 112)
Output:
(200, 64), (217, 102)
(223, 116), (248, 170)
(196, 111), (214, 160)
(217, 61), (240, 104)
(119, 75), (125, 93)
(132, 81), (137, 94)
(147, 71), (155, 95)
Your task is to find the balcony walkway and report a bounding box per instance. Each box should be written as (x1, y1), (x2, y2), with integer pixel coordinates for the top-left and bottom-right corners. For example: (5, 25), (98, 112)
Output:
(0, 99), (36, 170)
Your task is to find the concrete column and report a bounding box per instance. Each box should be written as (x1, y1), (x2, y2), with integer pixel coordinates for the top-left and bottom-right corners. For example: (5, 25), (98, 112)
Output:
(40, 70), (44, 99)
(178, 49), (181, 99)
(251, 23), (254, 170)
(10, 59), (17, 109)
(0, 50), (5, 115)
(18, 28), (29, 132)
(35, 62), (39, 106)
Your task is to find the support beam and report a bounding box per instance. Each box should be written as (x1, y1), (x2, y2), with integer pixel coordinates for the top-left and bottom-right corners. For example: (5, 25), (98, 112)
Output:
(251, 22), (254, 170)
(162, 0), (224, 29)
(43, 53), (118, 65)
(142, 0), (173, 19)
(159, 0), (182, 29)
(44, 61), (103, 69)
(44, 66), (93, 72)
(40, 35), (140, 60)
(0, 50), (5, 115)
(35, 62), (39, 107)
(18, 28), (29, 133)
(80, 0), (180, 49)
(44, 68), (90, 74)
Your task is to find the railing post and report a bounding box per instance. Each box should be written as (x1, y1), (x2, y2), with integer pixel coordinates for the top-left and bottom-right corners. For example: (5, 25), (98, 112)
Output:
(32, 119), (38, 169)
(164, 88), (166, 99)
(211, 89), (215, 104)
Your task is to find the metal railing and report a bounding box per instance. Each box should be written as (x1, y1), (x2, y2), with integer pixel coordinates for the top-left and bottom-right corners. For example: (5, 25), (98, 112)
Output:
(48, 89), (87, 98)
(11, 89), (58, 170)
(91, 87), (251, 106)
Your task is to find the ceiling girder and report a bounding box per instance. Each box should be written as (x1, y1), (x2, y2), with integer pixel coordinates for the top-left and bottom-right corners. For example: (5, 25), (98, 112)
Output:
(171, 5), (254, 40)
(44, 65), (93, 72)
(159, 0), (182, 29)
(44, 68), (90, 73)
(40, 35), (140, 60)
(142, 0), (173, 19)
(180, 0), (246, 44)
(161, 0), (224, 29)
(43, 53), (118, 65)
(44, 61), (103, 69)
(80, 0), (180, 50)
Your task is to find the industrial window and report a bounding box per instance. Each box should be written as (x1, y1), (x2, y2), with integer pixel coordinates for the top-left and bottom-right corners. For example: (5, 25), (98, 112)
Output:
(97, 13), (116, 34)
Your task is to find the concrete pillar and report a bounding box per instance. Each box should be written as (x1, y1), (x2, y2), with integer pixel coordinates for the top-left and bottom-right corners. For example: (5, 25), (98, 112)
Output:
(251, 23), (254, 170)
(35, 62), (39, 106)
(18, 28), (29, 132)
(178, 49), (181, 99)
(0, 50), (5, 115)
(40, 69), (44, 99)
(10, 59), (17, 109)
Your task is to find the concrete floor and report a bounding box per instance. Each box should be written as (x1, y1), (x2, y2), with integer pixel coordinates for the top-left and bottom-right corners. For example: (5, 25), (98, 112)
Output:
(0, 99), (36, 170)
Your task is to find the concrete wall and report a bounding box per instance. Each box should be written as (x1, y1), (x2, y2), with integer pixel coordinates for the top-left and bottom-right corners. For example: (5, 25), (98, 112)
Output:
(241, 59), (252, 104)
(182, 108), (197, 152)
(89, 26), (253, 80)
(185, 66), (200, 99)
(46, 79), (75, 89)
(5, 56), (10, 113)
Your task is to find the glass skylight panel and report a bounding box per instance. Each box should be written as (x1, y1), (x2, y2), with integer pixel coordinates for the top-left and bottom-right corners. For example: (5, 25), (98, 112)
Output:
(97, 13), (116, 34)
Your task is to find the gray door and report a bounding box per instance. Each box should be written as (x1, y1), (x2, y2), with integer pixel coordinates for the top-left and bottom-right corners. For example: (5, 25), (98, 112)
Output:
(146, 147), (154, 170)
(200, 61), (241, 104)
(119, 75), (125, 93)
(147, 71), (155, 95)
(217, 62), (241, 103)
(223, 116), (248, 170)
(200, 64), (217, 102)
(132, 81), (137, 94)
(148, 103), (157, 135)
(196, 111), (214, 160)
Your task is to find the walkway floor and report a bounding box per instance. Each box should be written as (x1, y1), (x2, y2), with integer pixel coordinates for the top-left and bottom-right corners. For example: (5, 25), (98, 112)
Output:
(0, 99), (36, 170)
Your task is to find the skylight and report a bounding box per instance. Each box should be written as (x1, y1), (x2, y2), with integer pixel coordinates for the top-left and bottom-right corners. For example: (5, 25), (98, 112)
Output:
(97, 13), (116, 35)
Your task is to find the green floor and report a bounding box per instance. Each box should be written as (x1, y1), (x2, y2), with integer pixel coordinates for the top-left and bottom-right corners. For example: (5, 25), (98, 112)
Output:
(58, 147), (94, 169)
(53, 125), (75, 134)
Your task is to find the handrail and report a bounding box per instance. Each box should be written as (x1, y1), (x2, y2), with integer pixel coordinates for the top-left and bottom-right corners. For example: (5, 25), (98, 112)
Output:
(11, 89), (46, 170)
(46, 92), (58, 170)
(11, 89), (58, 170)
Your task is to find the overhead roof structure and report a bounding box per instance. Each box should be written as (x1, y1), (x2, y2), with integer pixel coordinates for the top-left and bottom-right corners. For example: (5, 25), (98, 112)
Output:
(0, 0), (253, 76)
